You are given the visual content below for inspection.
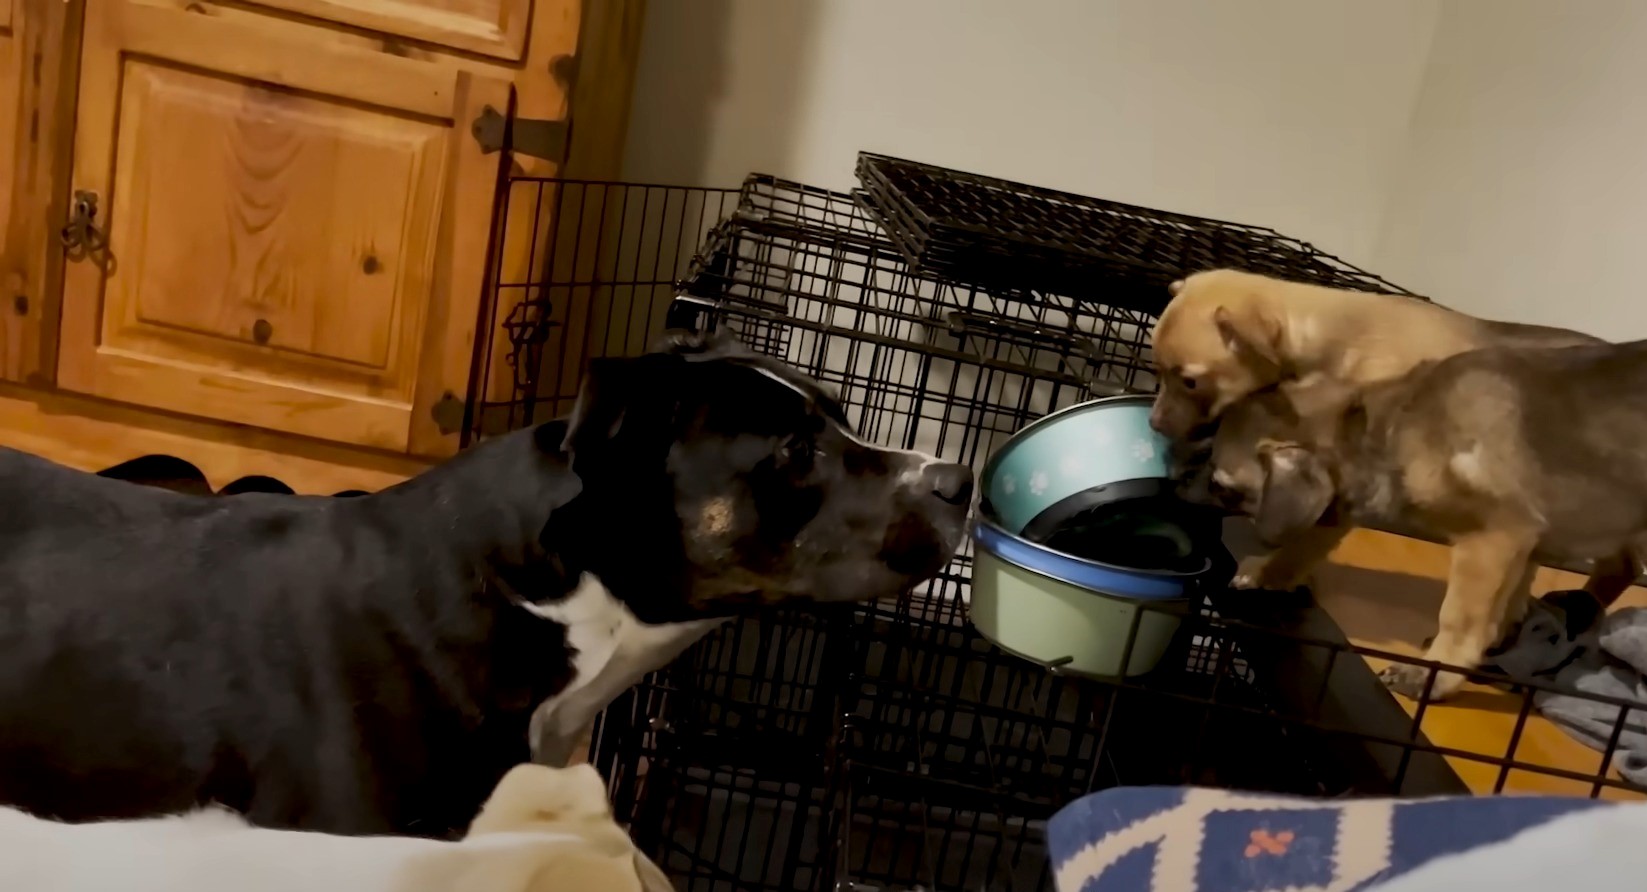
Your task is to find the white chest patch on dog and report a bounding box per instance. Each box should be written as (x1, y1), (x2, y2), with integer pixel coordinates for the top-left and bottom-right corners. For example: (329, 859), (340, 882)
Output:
(523, 574), (724, 766)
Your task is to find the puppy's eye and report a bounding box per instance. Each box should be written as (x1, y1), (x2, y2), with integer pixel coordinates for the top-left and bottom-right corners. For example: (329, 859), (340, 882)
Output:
(780, 436), (814, 465)
(1176, 370), (1198, 391)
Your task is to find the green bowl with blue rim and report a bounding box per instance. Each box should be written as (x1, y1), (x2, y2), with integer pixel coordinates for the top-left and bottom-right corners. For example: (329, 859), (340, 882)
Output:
(970, 395), (1231, 678)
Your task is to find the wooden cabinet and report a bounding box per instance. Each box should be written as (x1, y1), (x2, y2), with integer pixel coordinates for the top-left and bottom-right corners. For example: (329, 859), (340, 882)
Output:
(0, 0), (642, 490)
(58, 1), (507, 452)
(253, 0), (533, 60)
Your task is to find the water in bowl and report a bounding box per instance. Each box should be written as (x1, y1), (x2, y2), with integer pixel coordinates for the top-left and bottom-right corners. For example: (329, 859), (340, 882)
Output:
(1028, 497), (1204, 574)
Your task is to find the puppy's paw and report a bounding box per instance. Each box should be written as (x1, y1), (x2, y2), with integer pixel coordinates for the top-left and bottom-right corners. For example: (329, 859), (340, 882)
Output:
(1230, 568), (1310, 593)
(1378, 664), (1461, 701)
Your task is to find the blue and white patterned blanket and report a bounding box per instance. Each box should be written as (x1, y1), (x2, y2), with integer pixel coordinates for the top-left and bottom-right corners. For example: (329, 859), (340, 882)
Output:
(1047, 787), (1617, 892)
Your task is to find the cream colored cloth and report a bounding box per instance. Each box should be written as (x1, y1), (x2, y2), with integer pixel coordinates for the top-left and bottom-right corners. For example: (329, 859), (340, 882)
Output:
(0, 762), (670, 892)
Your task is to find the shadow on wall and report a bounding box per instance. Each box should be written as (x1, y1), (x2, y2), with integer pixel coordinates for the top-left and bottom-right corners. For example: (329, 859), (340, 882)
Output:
(621, 0), (820, 186)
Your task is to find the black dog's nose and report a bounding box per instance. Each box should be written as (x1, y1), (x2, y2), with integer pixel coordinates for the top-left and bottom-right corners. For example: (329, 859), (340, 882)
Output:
(925, 462), (974, 506)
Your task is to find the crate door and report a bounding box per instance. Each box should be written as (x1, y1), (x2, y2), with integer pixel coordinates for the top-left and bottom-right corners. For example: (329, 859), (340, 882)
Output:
(57, 0), (508, 456)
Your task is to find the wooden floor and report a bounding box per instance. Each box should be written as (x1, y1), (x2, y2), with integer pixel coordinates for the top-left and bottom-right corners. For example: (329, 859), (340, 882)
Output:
(1313, 528), (1647, 799)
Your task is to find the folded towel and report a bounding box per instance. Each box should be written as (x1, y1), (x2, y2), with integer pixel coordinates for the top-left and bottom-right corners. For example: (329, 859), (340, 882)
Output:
(1486, 592), (1647, 785)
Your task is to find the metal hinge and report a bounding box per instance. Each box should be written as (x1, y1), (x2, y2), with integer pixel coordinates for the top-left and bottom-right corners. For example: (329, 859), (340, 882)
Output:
(431, 393), (519, 438)
(471, 106), (569, 165)
(430, 392), (465, 435)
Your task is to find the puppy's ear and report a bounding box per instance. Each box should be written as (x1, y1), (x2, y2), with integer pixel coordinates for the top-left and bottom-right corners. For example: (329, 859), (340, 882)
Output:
(1213, 305), (1283, 369)
(554, 353), (683, 460)
(1254, 441), (1334, 545)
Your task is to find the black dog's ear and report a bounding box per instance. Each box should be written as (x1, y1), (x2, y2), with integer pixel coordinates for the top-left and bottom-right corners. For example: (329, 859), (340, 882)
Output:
(1254, 441), (1334, 546)
(552, 353), (684, 461)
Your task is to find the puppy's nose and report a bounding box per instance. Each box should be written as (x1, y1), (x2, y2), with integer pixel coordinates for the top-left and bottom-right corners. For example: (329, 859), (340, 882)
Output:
(1148, 405), (1171, 435)
(924, 462), (974, 506)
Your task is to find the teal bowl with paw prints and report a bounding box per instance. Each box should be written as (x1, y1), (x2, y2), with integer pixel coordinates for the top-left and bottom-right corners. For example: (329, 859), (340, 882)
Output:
(970, 394), (1231, 678)
(981, 395), (1170, 534)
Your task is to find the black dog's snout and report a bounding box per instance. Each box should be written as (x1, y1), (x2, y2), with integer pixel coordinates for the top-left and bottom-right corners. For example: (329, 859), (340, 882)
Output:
(925, 463), (974, 506)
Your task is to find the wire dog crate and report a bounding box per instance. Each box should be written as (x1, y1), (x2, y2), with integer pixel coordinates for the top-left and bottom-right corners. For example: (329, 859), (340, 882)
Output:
(468, 157), (1647, 892)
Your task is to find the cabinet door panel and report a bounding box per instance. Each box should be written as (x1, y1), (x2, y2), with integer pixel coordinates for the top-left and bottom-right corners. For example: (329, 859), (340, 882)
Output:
(250, 0), (532, 61)
(59, 0), (508, 454)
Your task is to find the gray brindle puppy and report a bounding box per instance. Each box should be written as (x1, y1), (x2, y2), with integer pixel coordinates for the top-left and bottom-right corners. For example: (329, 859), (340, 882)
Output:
(1203, 340), (1647, 702)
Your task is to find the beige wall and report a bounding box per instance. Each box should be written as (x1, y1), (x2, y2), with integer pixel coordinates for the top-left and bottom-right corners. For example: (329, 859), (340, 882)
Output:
(623, 0), (1440, 265)
(1374, 0), (1647, 337)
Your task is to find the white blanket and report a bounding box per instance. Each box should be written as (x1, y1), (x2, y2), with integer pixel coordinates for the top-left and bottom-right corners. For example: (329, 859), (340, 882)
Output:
(1368, 801), (1647, 892)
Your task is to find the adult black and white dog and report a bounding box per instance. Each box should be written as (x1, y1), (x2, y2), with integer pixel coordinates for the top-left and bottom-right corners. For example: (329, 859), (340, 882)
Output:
(0, 332), (971, 837)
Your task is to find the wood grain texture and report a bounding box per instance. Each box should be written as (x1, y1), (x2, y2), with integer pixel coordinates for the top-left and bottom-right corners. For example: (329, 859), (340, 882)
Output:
(109, 1), (456, 116)
(407, 69), (511, 456)
(0, 380), (424, 493)
(108, 61), (443, 374)
(93, 0), (641, 430)
(515, 0), (647, 407)
(58, 0), (507, 451)
(250, 0), (531, 61)
(1313, 528), (1647, 799)
(0, 0), (81, 383)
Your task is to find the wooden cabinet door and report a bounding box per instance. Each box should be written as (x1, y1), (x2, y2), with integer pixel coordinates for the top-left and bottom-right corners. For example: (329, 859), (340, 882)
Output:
(250, 0), (533, 61)
(57, 0), (509, 456)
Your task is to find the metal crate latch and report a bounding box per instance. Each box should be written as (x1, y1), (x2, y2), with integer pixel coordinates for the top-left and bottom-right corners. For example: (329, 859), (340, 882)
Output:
(471, 106), (568, 165)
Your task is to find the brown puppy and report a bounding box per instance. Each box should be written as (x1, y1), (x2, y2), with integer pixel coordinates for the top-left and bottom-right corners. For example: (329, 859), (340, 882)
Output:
(1153, 268), (1605, 591)
(1208, 342), (1647, 701)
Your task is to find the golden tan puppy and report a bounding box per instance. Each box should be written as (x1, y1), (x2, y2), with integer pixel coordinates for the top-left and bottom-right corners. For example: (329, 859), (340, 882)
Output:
(0, 763), (671, 892)
(1154, 268), (1605, 592)
(1148, 269), (1597, 440)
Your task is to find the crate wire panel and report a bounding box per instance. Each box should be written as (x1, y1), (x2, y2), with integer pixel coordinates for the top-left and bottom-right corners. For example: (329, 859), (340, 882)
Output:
(599, 599), (1386, 892)
(592, 608), (856, 892)
(822, 602), (1337, 892)
(466, 175), (926, 440)
(855, 152), (1412, 315)
(466, 178), (743, 439)
(670, 183), (1155, 474)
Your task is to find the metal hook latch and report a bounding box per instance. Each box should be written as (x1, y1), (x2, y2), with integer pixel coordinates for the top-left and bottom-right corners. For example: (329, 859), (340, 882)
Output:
(60, 190), (109, 259)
